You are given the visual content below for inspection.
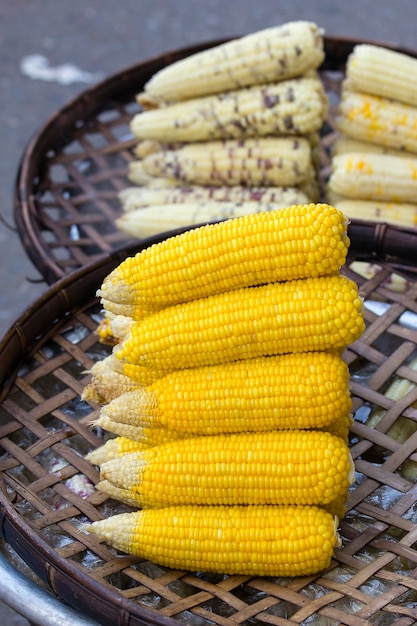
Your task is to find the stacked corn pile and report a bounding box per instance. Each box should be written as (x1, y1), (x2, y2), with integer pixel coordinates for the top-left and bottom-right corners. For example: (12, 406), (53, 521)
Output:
(116, 21), (329, 239)
(84, 204), (365, 577)
(327, 44), (417, 228)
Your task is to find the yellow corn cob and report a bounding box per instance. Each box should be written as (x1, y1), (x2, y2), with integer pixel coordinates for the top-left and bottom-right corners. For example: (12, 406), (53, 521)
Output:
(85, 504), (340, 577)
(99, 430), (354, 508)
(102, 352), (351, 435)
(116, 200), (317, 239)
(93, 412), (185, 445)
(336, 88), (417, 154)
(115, 275), (364, 372)
(81, 354), (164, 405)
(86, 437), (148, 466)
(329, 198), (417, 229)
(96, 314), (133, 345)
(327, 152), (417, 203)
(131, 76), (328, 143)
(346, 44), (417, 107)
(99, 204), (350, 313)
(136, 137), (315, 187)
(139, 21), (325, 105)
(118, 184), (309, 212)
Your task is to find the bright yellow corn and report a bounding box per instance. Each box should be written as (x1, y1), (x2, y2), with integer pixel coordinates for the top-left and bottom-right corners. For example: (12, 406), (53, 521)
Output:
(346, 44), (417, 107)
(138, 21), (325, 105)
(319, 412), (353, 444)
(99, 430), (354, 508)
(131, 76), (328, 143)
(336, 88), (417, 154)
(136, 137), (315, 187)
(102, 352), (352, 435)
(86, 504), (340, 577)
(86, 437), (148, 466)
(99, 204), (350, 313)
(115, 275), (364, 372)
(329, 198), (417, 229)
(118, 184), (309, 212)
(327, 152), (417, 203)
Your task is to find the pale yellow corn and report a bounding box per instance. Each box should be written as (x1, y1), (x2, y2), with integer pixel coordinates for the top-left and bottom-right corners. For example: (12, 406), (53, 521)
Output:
(99, 430), (354, 508)
(115, 275), (364, 372)
(137, 137), (315, 187)
(118, 184), (309, 212)
(327, 152), (417, 203)
(116, 201), (317, 239)
(330, 198), (417, 229)
(319, 412), (354, 444)
(85, 504), (340, 577)
(103, 352), (351, 435)
(331, 135), (409, 159)
(347, 44), (417, 107)
(93, 412), (185, 445)
(86, 437), (148, 466)
(139, 21), (325, 104)
(96, 314), (133, 345)
(99, 204), (350, 312)
(336, 88), (417, 154)
(131, 76), (328, 143)
(349, 261), (409, 294)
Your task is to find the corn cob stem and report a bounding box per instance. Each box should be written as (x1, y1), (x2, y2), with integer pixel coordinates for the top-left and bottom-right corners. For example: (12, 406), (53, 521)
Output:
(131, 76), (328, 143)
(85, 504), (340, 577)
(101, 352), (352, 435)
(139, 21), (325, 104)
(115, 275), (364, 372)
(99, 204), (350, 313)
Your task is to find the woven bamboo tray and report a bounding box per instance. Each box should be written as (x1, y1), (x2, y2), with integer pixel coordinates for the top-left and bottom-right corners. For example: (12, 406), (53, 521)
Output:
(13, 35), (417, 285)
(0, 235), (417, 626)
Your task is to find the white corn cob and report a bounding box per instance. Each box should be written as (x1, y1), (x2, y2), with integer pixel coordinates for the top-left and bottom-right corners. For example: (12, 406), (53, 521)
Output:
(118, 184), (309, 212)
(139, 21), (325, 104)
(330, 198), (417, 229)
(327, 152), (417, 203)
(332, 135), (409, 159)
(116, 201), (310, 239)
(137, 137), (315, 187)
(336, 87), (417, 154)
(346, 44), (417, 107)
(131, 76), (328, 143)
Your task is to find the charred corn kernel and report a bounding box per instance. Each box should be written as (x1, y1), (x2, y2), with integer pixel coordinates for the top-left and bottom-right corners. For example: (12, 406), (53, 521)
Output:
(118, 184), (309, 212)
(86, 503), (340, 577)
(137, 137), (315, 187)
(115, 275), (364, 372)
(103, 352), (352, 435)
(347, 44), (417, 107)
(139, 21), (325, 104)
(100, 430), (354, 508)
(131, 76), (328, 143)
(100, 204), (349, 311)
(86, 437), (148, 466)
(336, 88), (417, 154)
(327, 153), (417, 203)
(93, 412), (184, 445)
(330, 198), (417, 229)
(366, 356), (417, 445)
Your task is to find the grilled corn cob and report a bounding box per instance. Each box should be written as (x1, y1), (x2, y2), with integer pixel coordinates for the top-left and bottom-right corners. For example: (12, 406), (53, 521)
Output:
(102, 352), (351, 435)
(139, 21), (325, 105)
(99, 430), (354, 508)
(336, 88), (417, 154)
(346, 44), (417, 107)
(118, 184), (309, 212)
(135, 137), (315, 187)
(115, 275), (364, 372)
(100, 204), (350, 313)
(327, 152), (417, 203)
(86, 504), (340, 577)
(131, 76), (328, 143)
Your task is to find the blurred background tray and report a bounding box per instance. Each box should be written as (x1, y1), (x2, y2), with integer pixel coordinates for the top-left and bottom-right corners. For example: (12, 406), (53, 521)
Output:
(13, 35), (417, 286)
(0, 238), (417, 625)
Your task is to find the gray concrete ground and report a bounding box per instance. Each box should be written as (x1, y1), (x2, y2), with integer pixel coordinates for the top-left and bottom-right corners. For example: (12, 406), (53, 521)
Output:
(1, 1), (417, 623)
